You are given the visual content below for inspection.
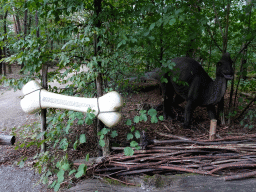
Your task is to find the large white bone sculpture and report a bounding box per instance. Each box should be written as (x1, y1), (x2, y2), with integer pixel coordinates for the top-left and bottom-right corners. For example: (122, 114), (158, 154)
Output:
(20, 80), (123, 127)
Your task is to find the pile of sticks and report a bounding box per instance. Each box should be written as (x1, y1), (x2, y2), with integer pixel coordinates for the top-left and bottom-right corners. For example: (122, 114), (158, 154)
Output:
(84, 132), (256, 183)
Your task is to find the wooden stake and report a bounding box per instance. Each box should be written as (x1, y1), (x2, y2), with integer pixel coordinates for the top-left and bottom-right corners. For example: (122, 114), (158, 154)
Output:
(209, 119), (217, 141)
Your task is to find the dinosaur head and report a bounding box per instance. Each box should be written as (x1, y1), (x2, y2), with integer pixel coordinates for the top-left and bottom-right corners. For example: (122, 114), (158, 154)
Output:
(216, 52), (234, 80)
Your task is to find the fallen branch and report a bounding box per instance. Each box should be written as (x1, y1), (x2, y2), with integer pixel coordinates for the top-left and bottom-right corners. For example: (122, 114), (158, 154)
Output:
(209, 164), (256, 174)
(223, 170), (256, 181)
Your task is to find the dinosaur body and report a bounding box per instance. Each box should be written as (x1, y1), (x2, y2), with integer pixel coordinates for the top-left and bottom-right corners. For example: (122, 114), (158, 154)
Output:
(163, 53), (233, 129)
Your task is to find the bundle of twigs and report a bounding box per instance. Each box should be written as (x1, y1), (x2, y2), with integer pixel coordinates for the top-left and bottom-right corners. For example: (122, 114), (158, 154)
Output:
(74, 132), (256, 184)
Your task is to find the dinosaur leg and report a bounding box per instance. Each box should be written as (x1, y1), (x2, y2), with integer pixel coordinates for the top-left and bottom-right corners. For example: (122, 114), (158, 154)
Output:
(184, 76), (200, 129)
(163, 82), (175, 120)
(207, 105), (216, 120)
(217, 97), (225, 125)
(184, 100), (196, 129)
(173, 94), (185, 109)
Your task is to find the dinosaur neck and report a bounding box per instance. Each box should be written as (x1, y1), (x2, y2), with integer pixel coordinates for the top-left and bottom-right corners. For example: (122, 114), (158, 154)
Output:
(203, 76), (227, 106)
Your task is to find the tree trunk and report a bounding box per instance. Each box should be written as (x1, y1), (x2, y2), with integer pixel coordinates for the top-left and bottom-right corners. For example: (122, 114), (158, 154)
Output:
(28, 14), (32, 34)
(93, 0), (110, 157)
(3, 10), (11, 74)
(35, 10), (48, 152)
(15, 14), (21, 34)
(21, 6), (28, 70)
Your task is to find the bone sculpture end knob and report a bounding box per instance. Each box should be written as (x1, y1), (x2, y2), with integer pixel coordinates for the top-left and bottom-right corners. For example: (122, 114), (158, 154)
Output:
(20, 80), (123, 127)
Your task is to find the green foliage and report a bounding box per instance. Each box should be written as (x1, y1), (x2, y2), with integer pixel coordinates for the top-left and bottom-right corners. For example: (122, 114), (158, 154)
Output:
(240, 78), (256, 93)
(240, 110), (256, 130)
(124, 108), (163, 156)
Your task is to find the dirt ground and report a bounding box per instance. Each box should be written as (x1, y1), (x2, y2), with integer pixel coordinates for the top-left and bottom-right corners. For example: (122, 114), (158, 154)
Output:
(0, 65), (256, 192)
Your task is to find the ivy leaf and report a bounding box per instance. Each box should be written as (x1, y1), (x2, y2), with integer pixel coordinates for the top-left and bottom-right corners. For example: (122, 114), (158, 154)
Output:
(110, 130), (118, 138)
(126, 119), (132, 126)
(99, 139), (105, 147)
(124, 147), (134, 156)
(130, 141), (139, 148)
(79, 134), (86, 144)
(101, 128), (110, 135)
(135, 130), (140, 139)
(127, 133), (134, 140)
(151, 116), (158, 123)
(159, 116), (164, 121)
(148, 108), (157, 117)
(134, 116), (140, 123)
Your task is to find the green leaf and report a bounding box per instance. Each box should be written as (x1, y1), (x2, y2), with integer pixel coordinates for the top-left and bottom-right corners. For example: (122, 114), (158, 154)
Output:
(101, 128), (110, 135)
(18, 160), (25, 168)
(69, 169), (76, 176)
(75, 164), (86, 178)
(149, 23), (155, 31)
(134, 116), (140, 123)
(59, 138), (68, 150)
(61, 163), (70, 171)
(65, 124), (71, 134)
(99, 139), (105, 147)
(54, 182), (61, 192)
(124, 147), (134, 156)
(139, 110), (147, 122)
(79, 134), (86, 144)
(85, 153), (90, 161)
(130, 141), (139, 148)
(36, 131), (46, 139)
(148, 108), (157, 117)
(127, 133), (134, 141)
(159, 116), (164, 121)
(161, 77), (168, 83)
(126, 119), (132, 126)
(151, 116), (158, 123)
(57, 169), (64, 183)
(111, 130), (118, 138)
(135, 130), (140, 139)
(169, 18), (176, 25)
(73, 140), (79, 150)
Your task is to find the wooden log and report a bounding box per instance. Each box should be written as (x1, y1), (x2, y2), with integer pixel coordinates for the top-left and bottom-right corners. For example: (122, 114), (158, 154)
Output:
(0, 135), (15, 145)
(209, 119), (217, 140)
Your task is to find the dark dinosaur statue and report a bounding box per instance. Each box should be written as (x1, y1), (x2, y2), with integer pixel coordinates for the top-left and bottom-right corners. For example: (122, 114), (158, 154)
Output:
(163, 53), (234, 129)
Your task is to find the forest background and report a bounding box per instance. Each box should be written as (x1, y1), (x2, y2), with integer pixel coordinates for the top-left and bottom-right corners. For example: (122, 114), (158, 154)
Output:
(0, 0), (256, 191)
